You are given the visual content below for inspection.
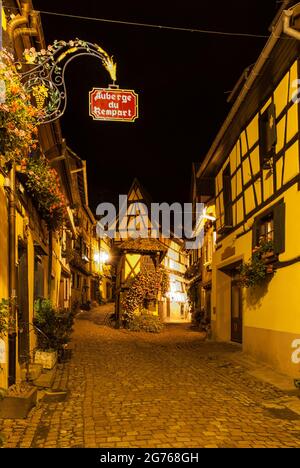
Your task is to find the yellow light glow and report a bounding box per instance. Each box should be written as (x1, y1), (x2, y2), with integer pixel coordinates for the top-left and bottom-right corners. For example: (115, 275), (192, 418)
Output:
(203, 207), (216, 222)
(94, 251), (110, 264)
(167, 280), (187, 303)
(94, 253), (100, 263)
(100, 252), (110, 264)
(2, 9), (7, 31)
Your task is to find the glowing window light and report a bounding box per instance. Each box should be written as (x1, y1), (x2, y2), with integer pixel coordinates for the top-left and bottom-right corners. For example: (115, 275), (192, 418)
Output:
(94, 251), (110, 264)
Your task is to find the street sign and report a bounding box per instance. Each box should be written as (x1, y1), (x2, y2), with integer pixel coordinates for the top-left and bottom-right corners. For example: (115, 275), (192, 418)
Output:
(89, 88), (138, 122)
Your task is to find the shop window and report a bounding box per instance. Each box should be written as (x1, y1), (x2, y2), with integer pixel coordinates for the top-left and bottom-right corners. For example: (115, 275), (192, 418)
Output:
(259, 103), (277, 170)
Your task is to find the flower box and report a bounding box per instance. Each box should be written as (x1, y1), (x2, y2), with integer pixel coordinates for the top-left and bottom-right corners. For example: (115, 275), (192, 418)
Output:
(34, 349), (57, 370)
(262, 251), (275, 260)
(0, 387), (37, 419)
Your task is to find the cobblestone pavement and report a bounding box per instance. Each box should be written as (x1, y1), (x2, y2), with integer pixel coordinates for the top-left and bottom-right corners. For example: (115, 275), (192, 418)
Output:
(1, 304), (300, 448)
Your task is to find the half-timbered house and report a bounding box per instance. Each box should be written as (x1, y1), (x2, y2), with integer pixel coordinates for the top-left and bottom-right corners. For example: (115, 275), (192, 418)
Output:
(114, 179), (189, 324)
(195, 1), (300, 376)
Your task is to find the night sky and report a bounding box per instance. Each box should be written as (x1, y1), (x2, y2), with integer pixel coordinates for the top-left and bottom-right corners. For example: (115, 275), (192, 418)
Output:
(33, 0), (280, 210)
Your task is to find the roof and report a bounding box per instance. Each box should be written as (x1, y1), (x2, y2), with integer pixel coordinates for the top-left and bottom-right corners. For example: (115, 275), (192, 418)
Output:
(119, 238), (167, 260)
(196, 4), (300, 180)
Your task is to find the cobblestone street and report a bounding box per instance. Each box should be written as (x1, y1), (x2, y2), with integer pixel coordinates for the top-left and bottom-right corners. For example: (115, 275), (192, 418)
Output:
(1, 305), (300, 449)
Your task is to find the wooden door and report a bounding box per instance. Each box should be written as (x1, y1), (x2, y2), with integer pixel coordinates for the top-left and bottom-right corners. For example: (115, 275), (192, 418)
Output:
(231, 282), (243, 343)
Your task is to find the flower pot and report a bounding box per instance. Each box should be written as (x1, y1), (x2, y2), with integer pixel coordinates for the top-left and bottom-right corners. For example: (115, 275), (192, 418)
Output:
(0, 387), (37, 419)
(34, 349), (57, 370)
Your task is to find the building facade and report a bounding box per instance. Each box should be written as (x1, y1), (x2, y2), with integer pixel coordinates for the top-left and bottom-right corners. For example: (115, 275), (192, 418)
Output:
(195, 2), (300, 377)
(0, 1), (112, 389)
(113, 179), (189, 323)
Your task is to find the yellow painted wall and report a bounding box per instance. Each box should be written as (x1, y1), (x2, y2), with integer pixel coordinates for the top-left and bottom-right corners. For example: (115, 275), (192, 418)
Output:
(213, 182), (300, 335)
(216, 60), (299, 232)
(0, 176), (9, 389)
(210, 57), (300, 376)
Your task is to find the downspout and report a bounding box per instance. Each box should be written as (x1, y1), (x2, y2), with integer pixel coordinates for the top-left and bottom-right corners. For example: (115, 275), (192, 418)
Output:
(48, 231), (53, 301)
(197, 3), (300, 179)
(283, 6), (300, 40)
(12, 9), (39, 41)
(8, 164), (17, 386)
(7, 0), (31, 40)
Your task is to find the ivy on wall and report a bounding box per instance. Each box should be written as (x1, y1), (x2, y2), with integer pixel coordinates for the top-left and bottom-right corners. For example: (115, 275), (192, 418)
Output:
(121, 265), (169, 324)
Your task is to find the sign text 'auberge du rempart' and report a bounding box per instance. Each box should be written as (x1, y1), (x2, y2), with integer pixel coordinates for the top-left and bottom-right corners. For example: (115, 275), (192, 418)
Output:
(89, 88), (138, 122)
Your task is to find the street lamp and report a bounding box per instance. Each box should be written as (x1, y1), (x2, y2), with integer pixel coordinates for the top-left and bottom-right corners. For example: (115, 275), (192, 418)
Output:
(94, 251), (110, 264)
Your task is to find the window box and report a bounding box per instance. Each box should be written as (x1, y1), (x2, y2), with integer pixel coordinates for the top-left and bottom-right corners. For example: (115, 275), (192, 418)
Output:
(261, 251), (276, 262)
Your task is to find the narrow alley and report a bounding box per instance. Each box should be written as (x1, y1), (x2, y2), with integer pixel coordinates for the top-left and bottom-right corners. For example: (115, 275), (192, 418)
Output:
(1, 306), (300, 449)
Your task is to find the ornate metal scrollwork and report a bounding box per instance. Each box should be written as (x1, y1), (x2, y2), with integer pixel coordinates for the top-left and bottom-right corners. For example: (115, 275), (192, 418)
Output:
(18, 39), (117, 125)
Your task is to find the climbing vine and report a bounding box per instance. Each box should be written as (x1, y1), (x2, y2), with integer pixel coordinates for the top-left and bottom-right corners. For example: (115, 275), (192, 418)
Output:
(121, 265), (169, 324)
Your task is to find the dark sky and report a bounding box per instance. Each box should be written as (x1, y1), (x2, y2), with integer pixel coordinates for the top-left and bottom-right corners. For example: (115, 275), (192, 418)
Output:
(33, 0), (279, 210)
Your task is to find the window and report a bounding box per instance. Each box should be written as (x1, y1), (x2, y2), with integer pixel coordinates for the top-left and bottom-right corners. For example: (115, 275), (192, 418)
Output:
(253, 200), (285, 254)
(258, 213), (274, 244)
(259, 103), (277, 170)
(223, 164), (233, 228)
(76, 274), (81, 289)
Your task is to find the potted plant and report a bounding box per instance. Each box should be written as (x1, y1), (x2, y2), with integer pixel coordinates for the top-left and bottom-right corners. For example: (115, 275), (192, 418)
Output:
(0, 383), (37, 419)
(33, 299), (74, 368)
(0, 300), (37, 419)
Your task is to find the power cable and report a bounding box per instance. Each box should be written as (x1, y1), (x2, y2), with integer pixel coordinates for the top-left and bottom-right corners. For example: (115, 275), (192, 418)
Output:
(2, 5), (270, 39)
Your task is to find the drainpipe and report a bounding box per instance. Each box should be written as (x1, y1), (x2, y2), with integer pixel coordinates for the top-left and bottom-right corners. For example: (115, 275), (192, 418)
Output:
(12, 9), (39, 41)
(283, 5), (300, 40)
(7, 0), (31, 40)
(197, 2), (300, 179)
(8, 163), (17, 386)
(48, 231), (53, 301)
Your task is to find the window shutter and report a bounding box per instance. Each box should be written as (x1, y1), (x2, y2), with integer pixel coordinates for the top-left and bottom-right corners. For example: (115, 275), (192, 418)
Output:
(223, 164), (233, 227)
(266, 103), (277, 153)
(259, 103), (277, 169)
(252, 220), (260, 249)
(273, 202), (286, 254)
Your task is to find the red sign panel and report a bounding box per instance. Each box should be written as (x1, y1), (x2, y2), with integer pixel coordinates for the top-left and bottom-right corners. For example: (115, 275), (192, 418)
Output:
(89, 88), (138, 122)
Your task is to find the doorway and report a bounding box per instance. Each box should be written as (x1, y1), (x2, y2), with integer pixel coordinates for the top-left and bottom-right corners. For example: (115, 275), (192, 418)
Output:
(231, 281), (243, 343)
(17, 242), (30, 365)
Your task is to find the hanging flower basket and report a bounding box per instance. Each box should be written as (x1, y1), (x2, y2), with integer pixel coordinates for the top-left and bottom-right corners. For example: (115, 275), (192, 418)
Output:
(0, 49), (42, 166)
(20, 156), (67, 231)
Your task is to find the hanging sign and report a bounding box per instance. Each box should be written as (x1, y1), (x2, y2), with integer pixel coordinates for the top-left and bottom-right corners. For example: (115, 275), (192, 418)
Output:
(0, 339), (6, 364)
(89, 88), (138, 122)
